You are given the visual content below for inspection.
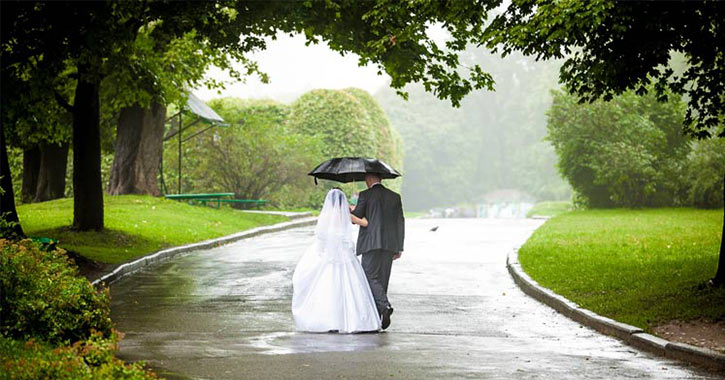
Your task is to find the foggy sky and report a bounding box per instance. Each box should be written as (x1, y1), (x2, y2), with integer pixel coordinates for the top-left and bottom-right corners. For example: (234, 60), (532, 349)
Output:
(194, 33), (389, 102)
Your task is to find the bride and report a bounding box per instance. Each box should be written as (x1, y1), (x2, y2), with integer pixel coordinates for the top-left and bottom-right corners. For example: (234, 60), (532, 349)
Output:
(292, 188), (381, 333)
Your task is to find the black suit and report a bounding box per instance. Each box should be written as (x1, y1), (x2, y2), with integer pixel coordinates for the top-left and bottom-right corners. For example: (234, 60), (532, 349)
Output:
(352, 183), (405, 313)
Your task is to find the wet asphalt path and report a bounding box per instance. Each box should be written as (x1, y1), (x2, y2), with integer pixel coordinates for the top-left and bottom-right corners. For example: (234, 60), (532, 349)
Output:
(110, 219), (719, 379)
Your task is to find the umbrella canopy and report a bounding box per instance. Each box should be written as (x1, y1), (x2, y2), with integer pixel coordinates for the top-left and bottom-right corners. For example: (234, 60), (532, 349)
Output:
(308, 157), (401, 183)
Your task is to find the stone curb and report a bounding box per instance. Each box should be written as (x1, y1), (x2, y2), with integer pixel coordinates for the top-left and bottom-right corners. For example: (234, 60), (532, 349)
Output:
(91, 216), (317, 287)
(240, 210), (314, 220)
(507, 249), (725, 371)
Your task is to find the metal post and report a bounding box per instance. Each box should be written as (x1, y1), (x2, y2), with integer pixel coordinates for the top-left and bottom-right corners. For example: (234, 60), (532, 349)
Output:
(159, 155), (166, 195)
(178, 111), (182, 194)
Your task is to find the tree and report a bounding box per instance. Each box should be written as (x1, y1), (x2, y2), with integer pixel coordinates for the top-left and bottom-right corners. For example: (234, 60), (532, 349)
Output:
(0, 124), (24, 239)
(547, 88), (690, 207)
(341, 88), (404, 173)
(288, 88), (403, 197)
(1, 1), (148, 230)
(289, 89), (402, 166)
(683, 139), (725, 283)
(686, 139), (725, 209)
(289, 89), (379, 159)
(288, 88), (403, 191)
(185, 98), (323, 207)
(107, 103), (166, 196)
(483, 0), (725, 284)
(106, 28), (245, 197)
(484, 0), (724, 138)
(2, 0), (501, 232)
(1, 68), (74, 205)
(21, 146), (40, 204)
(33, 143), (70, 202)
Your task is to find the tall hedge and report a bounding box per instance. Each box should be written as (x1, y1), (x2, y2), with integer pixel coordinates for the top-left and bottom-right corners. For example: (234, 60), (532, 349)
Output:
(341, 88), (403, 172)
(288, 88), (403, 193)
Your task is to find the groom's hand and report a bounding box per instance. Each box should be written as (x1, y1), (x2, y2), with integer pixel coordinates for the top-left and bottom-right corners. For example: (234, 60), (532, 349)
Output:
(349, 205), (355, 212)
(393, 252), (402, 260)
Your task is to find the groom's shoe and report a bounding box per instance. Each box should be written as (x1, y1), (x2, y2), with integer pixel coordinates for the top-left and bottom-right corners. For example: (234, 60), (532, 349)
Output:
(381, 307), (394, 330)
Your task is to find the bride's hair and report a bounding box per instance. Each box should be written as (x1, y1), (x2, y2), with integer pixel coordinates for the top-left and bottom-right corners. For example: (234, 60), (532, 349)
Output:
(316, 189), (350, 232)
(327, 188), (346, 207)
(314, 188), (354, 256)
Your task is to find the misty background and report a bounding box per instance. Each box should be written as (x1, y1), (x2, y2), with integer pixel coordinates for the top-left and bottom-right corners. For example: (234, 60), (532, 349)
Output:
(197, 34), (570, 212)
(375, 49), (568, 211)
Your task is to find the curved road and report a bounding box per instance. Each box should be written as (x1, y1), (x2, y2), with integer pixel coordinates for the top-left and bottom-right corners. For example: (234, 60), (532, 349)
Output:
(111, 219), (717, 379)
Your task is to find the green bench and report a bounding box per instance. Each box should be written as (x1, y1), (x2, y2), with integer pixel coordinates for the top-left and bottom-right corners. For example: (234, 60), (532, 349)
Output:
(165, 192), (233, 208)
(164, 193), (267, 208)
(31, 237), (58, 252)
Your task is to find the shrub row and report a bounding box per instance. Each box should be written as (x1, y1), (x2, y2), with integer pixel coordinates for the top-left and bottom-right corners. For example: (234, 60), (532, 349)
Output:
(547, 88), (724, 208)
(0, 239), (113, 345)
(0, 332), (155, 380)
(0, 239), (156, 379)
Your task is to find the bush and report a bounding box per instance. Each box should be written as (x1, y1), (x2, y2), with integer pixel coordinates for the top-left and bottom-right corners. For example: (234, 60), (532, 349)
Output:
(288, 88), (404, 194)
(0, 239), (113, 345)
(208, 98), (324, 208)
(0, 240), (157, 379)
(547, 88), (691, 207)
(162, 98), (326, 208)
(162, 90), (403, 209)
(686, 138), (725, 208)
(288, 89), (379, 158)
(0, 332), (156, 380)
(341, 88), (403, 168)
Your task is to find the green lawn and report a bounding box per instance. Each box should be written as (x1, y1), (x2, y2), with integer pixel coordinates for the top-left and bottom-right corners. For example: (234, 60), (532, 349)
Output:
(267, 206), (319, 215)
(518, 208), (725, 330)
(17, 195), (288, 264)
(404, 211), (428, 219)
(526, 201), (573, 218)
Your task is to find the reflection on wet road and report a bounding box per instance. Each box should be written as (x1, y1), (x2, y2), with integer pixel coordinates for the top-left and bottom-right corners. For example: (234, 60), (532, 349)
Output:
(111, 219), (718, 379)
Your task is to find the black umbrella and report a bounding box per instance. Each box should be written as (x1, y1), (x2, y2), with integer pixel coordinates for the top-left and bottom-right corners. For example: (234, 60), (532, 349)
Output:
(308, 157), (401, 184)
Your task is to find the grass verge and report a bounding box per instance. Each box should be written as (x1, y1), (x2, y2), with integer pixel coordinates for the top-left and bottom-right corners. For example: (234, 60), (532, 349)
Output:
(404, 211), (428, 219)
(518, 208), (725, 331)
(526, 201), (573, 218)
(17, 195), (288, 264)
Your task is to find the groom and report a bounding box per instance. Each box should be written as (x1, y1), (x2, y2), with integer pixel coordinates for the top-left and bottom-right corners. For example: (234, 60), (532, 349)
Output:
(351, 172), (405, 330)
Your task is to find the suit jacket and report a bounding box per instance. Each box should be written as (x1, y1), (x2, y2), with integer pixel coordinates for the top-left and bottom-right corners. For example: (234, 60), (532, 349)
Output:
(352, 184), (405, 255)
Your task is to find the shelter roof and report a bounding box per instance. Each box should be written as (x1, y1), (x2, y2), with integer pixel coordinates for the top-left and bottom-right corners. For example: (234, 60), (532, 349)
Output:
(185, 92), (227, 126)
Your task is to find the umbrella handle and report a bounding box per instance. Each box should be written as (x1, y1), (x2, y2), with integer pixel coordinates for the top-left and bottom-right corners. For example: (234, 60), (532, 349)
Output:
(314, 177), (318, 185)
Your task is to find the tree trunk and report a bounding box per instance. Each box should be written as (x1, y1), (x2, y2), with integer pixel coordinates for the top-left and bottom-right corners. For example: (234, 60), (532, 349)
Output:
(33, 142), (69, 202)
(0, 123), (25, 238)
(108, 102), (165, 196)
(713, 172), (725, 286)
(72, 67), (104, 231)
(21, 146), (41, 203)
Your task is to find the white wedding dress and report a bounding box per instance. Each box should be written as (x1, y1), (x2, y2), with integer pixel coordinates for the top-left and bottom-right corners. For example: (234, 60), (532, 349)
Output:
(292, 189), (381, 333)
